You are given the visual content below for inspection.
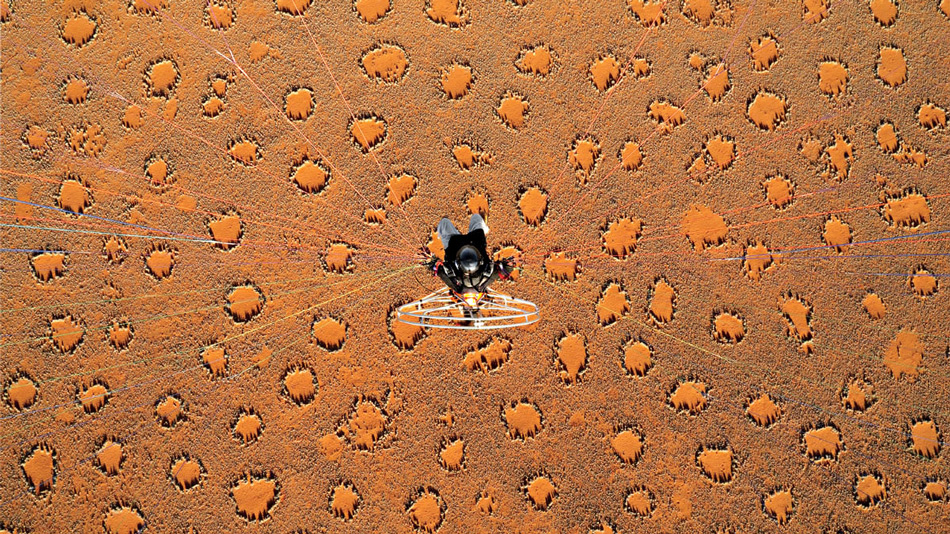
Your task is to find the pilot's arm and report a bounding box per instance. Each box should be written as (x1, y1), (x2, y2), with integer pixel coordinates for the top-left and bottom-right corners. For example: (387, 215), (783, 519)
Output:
(433, 261), (463, 292)
(476, 259), (514, 292)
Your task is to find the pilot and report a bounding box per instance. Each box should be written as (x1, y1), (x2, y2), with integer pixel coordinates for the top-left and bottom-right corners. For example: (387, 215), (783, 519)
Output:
(425, 214), (514, 296)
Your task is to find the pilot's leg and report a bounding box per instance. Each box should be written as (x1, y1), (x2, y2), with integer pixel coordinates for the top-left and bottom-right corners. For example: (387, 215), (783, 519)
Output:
(468, 213), (489, 235)
(437, 218), (460, 248)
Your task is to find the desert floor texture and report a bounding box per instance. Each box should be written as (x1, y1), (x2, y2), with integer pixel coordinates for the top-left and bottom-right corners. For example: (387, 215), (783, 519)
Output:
(1, 0), (949, 532)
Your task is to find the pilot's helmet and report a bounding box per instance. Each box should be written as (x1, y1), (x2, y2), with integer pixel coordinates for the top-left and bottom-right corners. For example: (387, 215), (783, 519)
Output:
(456, 245), (482, 275)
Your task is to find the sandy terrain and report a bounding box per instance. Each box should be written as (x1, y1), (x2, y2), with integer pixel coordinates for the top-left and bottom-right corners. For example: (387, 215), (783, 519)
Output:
(1, 0), (949, 532)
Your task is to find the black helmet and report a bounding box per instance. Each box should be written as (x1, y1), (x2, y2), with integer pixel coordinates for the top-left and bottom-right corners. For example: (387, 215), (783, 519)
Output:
(456, 245), (481, 275)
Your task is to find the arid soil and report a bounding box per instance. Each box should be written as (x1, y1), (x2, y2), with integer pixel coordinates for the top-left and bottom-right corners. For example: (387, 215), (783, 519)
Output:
(1, 0), (949, 532)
